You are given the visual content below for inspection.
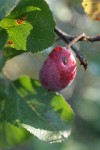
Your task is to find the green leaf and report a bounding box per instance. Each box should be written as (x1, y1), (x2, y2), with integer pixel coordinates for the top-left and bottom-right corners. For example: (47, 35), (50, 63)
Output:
(0, 0), (20, 20)
(0, 28), (8, 50)
(0, 122), (31, 147)
(0, 75), (31, 147)
(0, 28), (8, 71)
(0, 47), (22, 72)
(0, 0), (55, 52)
(0, 57), (6, 72)
(4, 47), (24, 58)
(2, 76), (74, 143)
(0, 74), (8, 103)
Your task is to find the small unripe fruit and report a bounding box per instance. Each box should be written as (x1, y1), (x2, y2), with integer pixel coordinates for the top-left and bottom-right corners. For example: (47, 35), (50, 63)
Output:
(39, 46), (77, 91)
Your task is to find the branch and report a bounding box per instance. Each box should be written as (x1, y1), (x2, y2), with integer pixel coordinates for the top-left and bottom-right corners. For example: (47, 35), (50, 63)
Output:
(54, 26), (100, 42)
(54, 27), (89, 70)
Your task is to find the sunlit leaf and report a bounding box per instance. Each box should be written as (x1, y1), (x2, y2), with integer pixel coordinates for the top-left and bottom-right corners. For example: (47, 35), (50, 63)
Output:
(0, 0), (55, 52)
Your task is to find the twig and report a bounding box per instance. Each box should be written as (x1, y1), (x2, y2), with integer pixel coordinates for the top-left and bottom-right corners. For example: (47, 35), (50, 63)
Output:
(54, 27), (89, 70)
(71, 45), (88, 70)
(66, 33), (86, 49)
(54, 26), (100, 42)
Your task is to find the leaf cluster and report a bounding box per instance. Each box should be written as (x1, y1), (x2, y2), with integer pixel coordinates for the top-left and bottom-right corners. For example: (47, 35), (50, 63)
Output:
(0, 0), (74, 147)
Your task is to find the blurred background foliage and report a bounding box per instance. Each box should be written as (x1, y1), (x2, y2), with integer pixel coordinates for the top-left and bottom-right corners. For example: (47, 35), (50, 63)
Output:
(2, 0), (100, 149)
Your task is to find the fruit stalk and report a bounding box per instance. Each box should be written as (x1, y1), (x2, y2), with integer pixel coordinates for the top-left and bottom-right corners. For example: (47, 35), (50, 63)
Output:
(54, 26), (88, 70)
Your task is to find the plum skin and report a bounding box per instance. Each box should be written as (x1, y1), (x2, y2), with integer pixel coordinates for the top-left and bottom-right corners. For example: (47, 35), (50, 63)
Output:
(39, 46), (77, 91)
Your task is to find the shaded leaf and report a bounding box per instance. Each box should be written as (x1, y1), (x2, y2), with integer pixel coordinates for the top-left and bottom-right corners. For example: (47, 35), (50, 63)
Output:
(0, 122), (31, 147)
(2, 76), (74, 143)
(0, 56), (6, 72)
(0, 75), (31, 147)
(0, 47), (23, 72)
(0, 28), (8, 50)
(3, 47), (24, 58)
(0, 74), (8, 102)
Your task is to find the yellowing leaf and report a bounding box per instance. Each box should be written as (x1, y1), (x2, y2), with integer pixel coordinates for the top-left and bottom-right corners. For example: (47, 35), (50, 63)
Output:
(82, 0), (100, 21)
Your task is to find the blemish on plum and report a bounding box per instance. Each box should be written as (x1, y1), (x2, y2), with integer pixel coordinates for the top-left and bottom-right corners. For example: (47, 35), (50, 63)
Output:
(62, 56), (67, 65)
(55, 46), (62, 51)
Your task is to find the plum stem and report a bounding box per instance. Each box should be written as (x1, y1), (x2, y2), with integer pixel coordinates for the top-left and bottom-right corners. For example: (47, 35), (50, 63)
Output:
(54, 26), (88, 70)
(66, 33), (86, 49)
